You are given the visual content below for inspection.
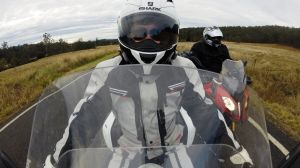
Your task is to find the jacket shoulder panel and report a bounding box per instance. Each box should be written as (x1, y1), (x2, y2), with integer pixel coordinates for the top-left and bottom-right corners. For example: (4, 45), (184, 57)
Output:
(172, 56), (205, 98)
(84, 56), (122, 98)
(172, 56), (197, 69)
(95, 56), (122, 69)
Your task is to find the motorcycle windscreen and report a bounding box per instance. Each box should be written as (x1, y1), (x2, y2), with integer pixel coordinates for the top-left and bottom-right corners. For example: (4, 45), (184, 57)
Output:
(26, 64), (271, 168)
(57, 145), (244, 168)
(221, 59), (246, 95)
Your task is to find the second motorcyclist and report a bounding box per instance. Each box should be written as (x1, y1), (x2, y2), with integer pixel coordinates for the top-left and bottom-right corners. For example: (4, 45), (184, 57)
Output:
(190, 26), (232, 73)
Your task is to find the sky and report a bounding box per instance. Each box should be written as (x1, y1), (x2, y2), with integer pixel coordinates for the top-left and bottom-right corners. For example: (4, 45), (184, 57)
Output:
(0, 0), (299, 46)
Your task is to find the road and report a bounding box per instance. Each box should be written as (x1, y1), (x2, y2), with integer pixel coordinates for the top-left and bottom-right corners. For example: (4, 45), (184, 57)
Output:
(266, 120), (298, 167)
(0, 106), (34, 168)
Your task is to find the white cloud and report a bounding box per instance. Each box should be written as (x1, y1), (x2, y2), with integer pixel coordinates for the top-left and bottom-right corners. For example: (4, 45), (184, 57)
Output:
(0, 0), (121, 45)
(0, 0), (299, 46)
(176, 0), (300, 27)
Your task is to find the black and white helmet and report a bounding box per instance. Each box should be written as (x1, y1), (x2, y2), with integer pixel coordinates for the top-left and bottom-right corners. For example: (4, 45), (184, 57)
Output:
(118, 0), (179, 64)
(203, 26), (223, 47)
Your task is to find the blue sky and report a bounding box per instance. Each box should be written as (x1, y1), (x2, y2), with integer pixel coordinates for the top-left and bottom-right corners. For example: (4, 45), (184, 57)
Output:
(0, 0), (299, 46)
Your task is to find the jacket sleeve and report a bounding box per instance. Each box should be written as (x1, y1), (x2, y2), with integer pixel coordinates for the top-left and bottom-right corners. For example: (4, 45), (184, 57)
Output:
(190, 42), (210, 69)
(190, 42), (203, 58)
(50, 57), (122, 164)
(190, 43), (197, 53)
(181, 80), (222, 144)
(223, 45), (232, 60)
(51, 85), (112, 164)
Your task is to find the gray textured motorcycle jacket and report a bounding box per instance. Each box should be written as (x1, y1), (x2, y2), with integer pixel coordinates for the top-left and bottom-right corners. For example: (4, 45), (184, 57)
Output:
(51, 55), (241, 163)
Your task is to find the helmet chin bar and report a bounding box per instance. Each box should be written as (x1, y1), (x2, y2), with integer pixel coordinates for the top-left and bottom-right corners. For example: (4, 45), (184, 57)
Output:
(129, 49), (166, 74)
(130, 49), (166, 65)
(119, 40), (177, 65)
(205, 38), (221, 48)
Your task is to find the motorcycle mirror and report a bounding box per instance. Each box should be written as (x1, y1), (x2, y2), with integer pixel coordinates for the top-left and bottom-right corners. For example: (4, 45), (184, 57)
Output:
(277, 143), (300, 168)
(0, 151), (17, 168)
(246, 76), (252, 85)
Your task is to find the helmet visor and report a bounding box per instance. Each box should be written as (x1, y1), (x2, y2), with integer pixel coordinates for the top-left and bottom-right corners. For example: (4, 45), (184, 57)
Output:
(118, 12), (179, 52)
(208, 36), (222, 45)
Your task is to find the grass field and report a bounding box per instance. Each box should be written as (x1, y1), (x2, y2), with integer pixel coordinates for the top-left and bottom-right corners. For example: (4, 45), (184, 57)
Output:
(0, 45), (118, 125)
(0, 42), (299, 141)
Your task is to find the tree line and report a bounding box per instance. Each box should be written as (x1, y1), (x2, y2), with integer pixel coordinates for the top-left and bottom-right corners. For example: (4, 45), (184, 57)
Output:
(1, 26), (300, 71)
(0, 33), (118, 71)
(179, 25), (300, 48)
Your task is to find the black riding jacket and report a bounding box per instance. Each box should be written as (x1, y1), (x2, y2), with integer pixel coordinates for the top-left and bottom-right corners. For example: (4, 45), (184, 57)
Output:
(190, 41), (232, 73)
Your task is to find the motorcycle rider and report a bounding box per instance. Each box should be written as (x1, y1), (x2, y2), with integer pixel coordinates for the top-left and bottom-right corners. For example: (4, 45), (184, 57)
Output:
(44, 0), (252, 167)
(190, 26), (232, 73)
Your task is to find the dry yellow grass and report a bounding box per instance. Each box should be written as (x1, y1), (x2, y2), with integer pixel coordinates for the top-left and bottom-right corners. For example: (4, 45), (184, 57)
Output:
(178, 42), (300, 141)
(0, 45), (118, 124)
